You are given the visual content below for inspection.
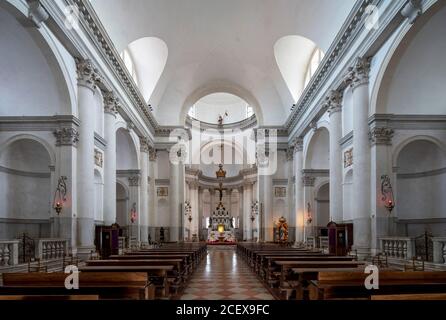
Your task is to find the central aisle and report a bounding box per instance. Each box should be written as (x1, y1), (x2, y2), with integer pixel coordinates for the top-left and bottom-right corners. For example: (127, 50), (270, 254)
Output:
(180, 246), (274, 300)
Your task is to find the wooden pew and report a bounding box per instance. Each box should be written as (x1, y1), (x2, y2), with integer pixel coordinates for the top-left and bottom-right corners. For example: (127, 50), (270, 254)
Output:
(262, 256), (355, 283)
(274, 261), (365, 299)
(308, 271), (446, 300)
(85, 259), (186, 291)
(0, 295), (99, 300)
(79, 265), (173, 298)
(1, 272), (153, 300)
(371, 293), (446, 300)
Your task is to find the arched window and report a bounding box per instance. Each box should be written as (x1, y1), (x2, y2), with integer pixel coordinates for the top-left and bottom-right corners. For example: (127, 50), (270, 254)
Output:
(304, 48), (325, 88)
(120, 49), (139, 86)
(246, 106), (253, 118)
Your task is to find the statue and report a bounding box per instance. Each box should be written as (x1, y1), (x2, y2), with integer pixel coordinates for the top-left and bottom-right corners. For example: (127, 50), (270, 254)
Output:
(276, 217), (288, 242)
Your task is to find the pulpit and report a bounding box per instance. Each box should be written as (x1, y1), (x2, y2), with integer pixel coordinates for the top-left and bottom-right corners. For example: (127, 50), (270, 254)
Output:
(94, 224), (122, 258)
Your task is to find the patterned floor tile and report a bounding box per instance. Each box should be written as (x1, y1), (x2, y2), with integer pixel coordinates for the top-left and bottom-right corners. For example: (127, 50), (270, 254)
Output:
(180, 246), (274, 300)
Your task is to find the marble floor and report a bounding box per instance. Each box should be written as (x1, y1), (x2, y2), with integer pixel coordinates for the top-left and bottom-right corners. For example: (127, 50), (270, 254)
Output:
(180, 246), (274, 300)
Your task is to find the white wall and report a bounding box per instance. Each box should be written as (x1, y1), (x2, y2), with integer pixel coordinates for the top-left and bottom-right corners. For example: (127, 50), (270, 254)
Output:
(0, 7), (70, 116)
(377, 5), (446, 114)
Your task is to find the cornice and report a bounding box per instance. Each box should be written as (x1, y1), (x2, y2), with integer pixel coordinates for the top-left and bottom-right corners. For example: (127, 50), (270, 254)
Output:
(0, 115), (80, 131)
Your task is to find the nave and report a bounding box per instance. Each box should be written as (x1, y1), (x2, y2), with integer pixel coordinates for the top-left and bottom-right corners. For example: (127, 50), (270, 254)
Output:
(180, 247), (273, 300)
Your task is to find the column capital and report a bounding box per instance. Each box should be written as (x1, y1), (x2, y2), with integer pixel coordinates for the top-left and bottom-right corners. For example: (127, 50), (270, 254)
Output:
(76, 59), (100, 90)
(103, 91), (119, 116)
(286, 147), (294, 161)
(345, 57), (372, 89)
(325, 89), (343, 115)
(53, 127), (79, 147)
(292, 137), (304, 153)
(369, 127), (394, 146)
(139, 136), (151, 153)
(128, 176), (140, 187)
(302, 175), (316, 187)
(149, 146), (157, 161)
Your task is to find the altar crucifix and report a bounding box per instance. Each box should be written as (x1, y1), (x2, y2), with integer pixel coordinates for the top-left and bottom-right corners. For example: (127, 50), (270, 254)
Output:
(207, 164), (236, 244)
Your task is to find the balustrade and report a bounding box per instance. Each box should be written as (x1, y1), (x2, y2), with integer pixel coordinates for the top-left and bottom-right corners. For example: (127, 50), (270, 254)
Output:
(36, 239), (68, 260)
(432, 237), (446, 264)
(0, 240), (19, 266)
(379, 237), (415, 259)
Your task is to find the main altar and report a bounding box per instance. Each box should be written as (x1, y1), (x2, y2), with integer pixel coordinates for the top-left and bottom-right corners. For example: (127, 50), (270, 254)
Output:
(207, 165), (236, 244)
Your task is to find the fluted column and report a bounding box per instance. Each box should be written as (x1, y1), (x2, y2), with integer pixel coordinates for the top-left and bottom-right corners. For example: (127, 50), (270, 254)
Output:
(75, 59), (98, 257)
(348, 57), (372, 257)
(238, 187), (244, 241)
(102, 91), (118, 226)
(293, 138), (304, 243)
(139, 137), (150, 244)
(327, 90), (343, 222)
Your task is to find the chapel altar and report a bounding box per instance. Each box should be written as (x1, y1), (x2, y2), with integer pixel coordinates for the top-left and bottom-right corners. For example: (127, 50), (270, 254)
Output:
(207, 165), (236, 244)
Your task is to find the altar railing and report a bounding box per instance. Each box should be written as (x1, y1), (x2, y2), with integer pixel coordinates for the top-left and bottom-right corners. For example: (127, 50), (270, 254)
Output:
(379, 237), (415, 259)
(432, 237), (446, 264)
(0, 240), (19, 266)
(36, 239), (68, 260)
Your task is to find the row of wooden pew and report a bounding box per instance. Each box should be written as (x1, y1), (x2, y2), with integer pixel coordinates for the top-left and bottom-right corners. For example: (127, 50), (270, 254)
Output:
(0, 243), (207, 300)
(237, 243), (446, 300)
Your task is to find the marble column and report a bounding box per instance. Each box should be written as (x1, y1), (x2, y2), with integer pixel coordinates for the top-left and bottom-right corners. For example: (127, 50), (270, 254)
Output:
(148, 147), (156, 236)
(102, 91), (118, 226)
(189, 182), (199, 240)
(348, 57), (372, 257)
(198, 187), (203, 240)
(128, 174), (141, 245)
(75, 59), (98, 257)
(327, 90), (343, 222)
(52, 126), (79, 252)
(169, 149), (185, 241)
(286, 147), (295, 241)
(139, 138), (150, 244)
(370, 127), (394, 254)
(243, 182), (253, 240)
(261, 172), (273, 241)
(238, 187), (244, 241)
(302, 175), (316, 240)
(293, 138), (304, 243)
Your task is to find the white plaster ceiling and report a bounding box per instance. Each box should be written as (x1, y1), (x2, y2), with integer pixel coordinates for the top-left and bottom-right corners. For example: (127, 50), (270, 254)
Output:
(91, 0), (356, 126)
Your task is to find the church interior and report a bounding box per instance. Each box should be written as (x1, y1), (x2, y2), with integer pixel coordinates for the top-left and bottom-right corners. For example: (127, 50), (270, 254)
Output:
(1, 0), (446, 304)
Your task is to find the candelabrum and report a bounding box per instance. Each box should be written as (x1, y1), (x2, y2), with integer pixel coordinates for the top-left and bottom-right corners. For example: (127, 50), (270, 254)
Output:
(53, 176), (67, 215)
(381, 175), (395, 213)
(184, 200), (192, 222)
